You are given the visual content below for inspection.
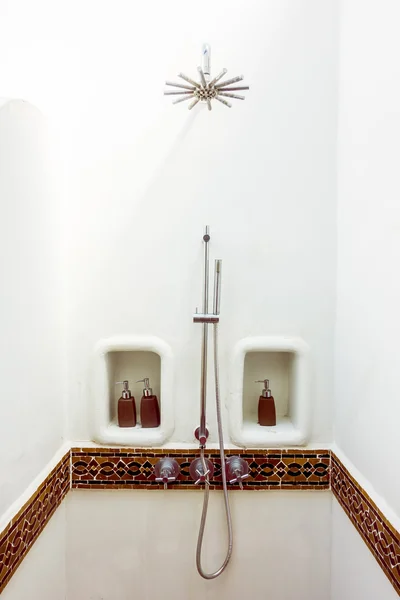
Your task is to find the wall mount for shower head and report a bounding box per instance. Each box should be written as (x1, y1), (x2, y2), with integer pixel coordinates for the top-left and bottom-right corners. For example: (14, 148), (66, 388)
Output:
(164, 44), (249, 111)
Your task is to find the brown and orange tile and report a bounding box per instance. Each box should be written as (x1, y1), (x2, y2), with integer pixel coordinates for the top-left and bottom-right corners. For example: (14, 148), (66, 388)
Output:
(1, 446), (399, 599)
(331, 452), (400, 596)
(71, 448), (331, 490)
(0, 451), (70, 594)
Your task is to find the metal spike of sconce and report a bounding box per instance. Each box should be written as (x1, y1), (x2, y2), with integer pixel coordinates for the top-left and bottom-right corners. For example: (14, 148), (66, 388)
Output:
(164, 44), (249, 110)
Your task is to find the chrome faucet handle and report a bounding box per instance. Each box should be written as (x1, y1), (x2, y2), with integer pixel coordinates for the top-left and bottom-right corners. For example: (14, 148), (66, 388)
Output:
(194, 467), (211, 485)
(154, 458), (180, 489)
(229, 469), (250, 490)
(190, 457), (215, 486)
(155, 469), (178, 488)
(226, 456), (249, 490)
(155, 472), (170, 490)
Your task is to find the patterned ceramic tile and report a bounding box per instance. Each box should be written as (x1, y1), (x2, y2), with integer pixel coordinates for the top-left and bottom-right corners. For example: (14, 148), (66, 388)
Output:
(331, 453), (400, 596)
(71, 448), (331, 490)
(0, 452), (70, 594)
(1, 447), (399, 598)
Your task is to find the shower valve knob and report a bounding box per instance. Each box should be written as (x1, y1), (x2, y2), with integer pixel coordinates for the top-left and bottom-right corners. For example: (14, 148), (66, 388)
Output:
(154, 458), (180, 490)
(195, 471), (209, 485)
(190, 457), (214, 486)
(155, 472), (176, 484)
(226, 456), (250, 490)
(230, 470), (250, 490)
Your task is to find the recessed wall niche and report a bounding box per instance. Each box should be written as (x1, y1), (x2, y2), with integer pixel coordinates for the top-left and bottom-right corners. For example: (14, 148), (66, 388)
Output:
(229, 336), (310, 447)
(109, 351), (161, 425)
(92, 335), (174, 446)
(243, 351), (292, 425)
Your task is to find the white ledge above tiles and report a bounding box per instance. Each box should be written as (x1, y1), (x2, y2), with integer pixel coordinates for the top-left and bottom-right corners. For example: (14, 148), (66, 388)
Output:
(91, 335), (174, 446)
(228, 336), (311, 447)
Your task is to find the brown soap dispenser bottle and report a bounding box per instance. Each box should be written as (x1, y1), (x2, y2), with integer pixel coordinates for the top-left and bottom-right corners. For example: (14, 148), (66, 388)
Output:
(256, 379), (276, 426)
(116, 380), (137, 428)
(137, 377), (160, 428)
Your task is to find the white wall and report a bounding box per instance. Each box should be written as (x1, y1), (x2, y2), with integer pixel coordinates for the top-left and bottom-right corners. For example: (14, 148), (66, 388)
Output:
(1, 504), (66, 600)
(0, 5), (336, 598)
(0, 100), (65, 519)
(331, 499), (398, 600)
(4, 1), (400, 597)
(333, 0), (400, 596)
(66, 490), (331, 600)
(334, 0), (400, 519)
(59, 0), (338, 445)
(0, 2), (338, 445)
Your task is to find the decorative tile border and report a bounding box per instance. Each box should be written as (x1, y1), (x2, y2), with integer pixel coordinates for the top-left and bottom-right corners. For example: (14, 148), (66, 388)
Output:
(0, 451), (70, 594)
(71, 448), (331, 490)
(1, 448), (399, 597)
(331, 452), (400, 596)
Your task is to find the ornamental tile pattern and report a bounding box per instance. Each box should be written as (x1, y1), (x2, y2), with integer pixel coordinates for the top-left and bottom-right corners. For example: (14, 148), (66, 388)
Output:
(331, 453), (400, 596)
(71, 448), (330, 490)
(0, 452), (70, 593)
(1, 448), (399, 597)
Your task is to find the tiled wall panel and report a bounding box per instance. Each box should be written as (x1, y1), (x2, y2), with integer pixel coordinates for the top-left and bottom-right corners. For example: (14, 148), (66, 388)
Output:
(0, 452), (70, 593)
(331, 453), (400, 596)
(71, 448), (330, 490)
(1, 448), (399, 596)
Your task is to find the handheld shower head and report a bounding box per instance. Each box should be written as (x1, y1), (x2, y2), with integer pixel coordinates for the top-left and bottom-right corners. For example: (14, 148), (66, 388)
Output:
(213, 260), (222, 316)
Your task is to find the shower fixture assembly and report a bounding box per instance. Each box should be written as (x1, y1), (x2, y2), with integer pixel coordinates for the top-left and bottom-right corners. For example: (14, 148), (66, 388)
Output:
(189, 457), (214, 485)
(154, 458), (180, 490)
(164, 44), (249, 110)
(190, 225), (233, 580)
(226, 456), (250, 490)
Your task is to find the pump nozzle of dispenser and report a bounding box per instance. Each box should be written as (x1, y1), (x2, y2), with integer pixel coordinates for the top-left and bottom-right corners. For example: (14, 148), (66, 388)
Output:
(255, 379), (272, 398)
(136, 378), (152, 397)
(115, 380), (132, 399)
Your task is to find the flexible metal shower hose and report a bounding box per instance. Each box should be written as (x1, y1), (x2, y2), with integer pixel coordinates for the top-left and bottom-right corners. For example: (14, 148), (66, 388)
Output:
(196, 322), (233, 579)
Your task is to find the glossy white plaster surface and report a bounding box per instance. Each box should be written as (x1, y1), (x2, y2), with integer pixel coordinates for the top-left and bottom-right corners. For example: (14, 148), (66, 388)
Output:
(0, 3), (338, 449)
(335, 0), (400, 517)
(66, 489), (331, 600)
(12, 0), (338, 447)
(0, 99), (64, 520)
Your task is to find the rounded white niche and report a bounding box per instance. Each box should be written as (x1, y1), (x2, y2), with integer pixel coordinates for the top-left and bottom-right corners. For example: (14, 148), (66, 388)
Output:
(228, 336), (310, 447)
(91, 335), (174, 446)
